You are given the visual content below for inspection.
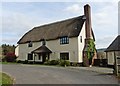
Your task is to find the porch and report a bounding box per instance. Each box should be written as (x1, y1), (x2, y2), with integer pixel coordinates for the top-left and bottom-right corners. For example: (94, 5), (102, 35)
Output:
(28, 45), (52, 63)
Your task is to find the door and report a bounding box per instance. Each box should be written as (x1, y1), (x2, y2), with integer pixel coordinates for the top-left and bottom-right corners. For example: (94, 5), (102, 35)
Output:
(42, 53), (47, 63)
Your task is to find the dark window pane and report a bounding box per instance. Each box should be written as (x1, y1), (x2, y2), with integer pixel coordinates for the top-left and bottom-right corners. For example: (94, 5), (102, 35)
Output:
(28, 41), (32, 47)
(60, 53), (69, 60)
(80, 36), (82, 43)
(28, 53), (33, 60)
(60, 36), (69, 44)
(42, 40), (46, 45)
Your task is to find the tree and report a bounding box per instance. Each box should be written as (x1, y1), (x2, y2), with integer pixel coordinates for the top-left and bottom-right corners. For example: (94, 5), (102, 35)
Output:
(1, 44), (16, 55)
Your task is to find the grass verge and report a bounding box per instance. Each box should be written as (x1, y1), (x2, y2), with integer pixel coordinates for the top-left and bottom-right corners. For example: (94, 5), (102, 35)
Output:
(0, 72), (14, 86)
(0, 62), (18, 64)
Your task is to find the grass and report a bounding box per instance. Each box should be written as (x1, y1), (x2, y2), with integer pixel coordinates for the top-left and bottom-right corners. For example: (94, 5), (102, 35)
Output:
(0, 62), (19, 64)
(0, 72), (14, 86)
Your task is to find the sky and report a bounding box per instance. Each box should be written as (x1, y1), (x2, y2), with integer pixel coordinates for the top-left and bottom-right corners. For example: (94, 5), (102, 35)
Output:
(1, 0), (119, 49)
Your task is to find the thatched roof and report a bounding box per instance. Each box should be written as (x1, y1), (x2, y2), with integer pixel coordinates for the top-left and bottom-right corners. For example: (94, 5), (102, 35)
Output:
(31, 45), (52, 53)
(105, 35), (120, 52)
(18, 16), (85, 44)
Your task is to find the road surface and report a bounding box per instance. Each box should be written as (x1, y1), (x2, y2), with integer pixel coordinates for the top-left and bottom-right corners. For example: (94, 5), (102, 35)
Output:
(1, 64), (119, 85)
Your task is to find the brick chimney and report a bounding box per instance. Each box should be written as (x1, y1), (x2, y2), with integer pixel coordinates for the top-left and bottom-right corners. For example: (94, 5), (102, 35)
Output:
(83, 4), (93, 67)
(84, 4), (92, 40)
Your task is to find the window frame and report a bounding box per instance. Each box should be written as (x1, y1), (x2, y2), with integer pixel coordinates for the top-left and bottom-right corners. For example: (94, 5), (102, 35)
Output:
(27, 53), (33, 60)
(80, 36), (82, 43)
(41, 39), (46, 45)
(28, 41), (33, 47)
(60, 52), (69, 60)
(60, 36), (69, 45)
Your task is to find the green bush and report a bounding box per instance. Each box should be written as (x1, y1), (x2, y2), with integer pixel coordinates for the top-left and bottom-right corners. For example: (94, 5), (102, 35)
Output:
(49, 60), (59, 65)
(65, 60), (70, 66)
(44, 60), (60, 65)
(59, 60), (70, 67)
(16, 60), (21, 63)
(44, 60), (51, 65)
(59, 60), (65, 66)
(23, 60), (28, 64)
(72, 62), (78, 66)
(44, 59), (70, 67)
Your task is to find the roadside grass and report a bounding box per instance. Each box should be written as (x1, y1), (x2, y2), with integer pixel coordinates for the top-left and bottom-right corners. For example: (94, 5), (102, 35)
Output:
(0, 62), (19, 64)
(0, 72), (14, 85)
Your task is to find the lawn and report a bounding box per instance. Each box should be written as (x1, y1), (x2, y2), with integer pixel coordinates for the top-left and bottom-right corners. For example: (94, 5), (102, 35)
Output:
(0, 72), (14, 86)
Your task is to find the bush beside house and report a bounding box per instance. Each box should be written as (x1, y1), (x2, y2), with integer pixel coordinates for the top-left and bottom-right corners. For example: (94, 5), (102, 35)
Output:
(1, 44), (17, 62)
(2, 52), (17, 62)
(44, 59), (70, 67)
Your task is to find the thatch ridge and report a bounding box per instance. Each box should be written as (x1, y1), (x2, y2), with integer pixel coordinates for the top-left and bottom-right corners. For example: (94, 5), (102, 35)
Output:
(18, 15), (85, 44)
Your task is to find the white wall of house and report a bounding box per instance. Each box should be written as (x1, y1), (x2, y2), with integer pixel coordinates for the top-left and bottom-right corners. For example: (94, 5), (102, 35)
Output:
(78, 23), (86, 63)
(17, 37), (79, 62)
(15, 45), (19, 57)
(47, 37), (79, 62)
(107, 51), (115, 65)
(107, 51), (120, 65)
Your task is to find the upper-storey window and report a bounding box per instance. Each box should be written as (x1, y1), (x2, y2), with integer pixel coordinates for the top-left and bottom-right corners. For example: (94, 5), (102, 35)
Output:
(60, 36), (69, 44)
(80, 36), (82, 43)
(41, 39), (46, 45)
(28, 41), (32, 47)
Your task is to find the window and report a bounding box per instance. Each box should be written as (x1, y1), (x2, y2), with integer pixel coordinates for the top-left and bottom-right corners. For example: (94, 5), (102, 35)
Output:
(28, 53), (33, 60)
(60, 36), (69, 44)
(60, 53), (69, 60)
(80, 36), (82, 43)
(28, 41), (32, 47)
(41, 39), (46, 45)
(42, 40), (46, 45)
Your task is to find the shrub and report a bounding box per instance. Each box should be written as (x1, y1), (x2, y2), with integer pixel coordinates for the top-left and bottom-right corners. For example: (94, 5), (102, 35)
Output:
(16, 60), (21, 63)
(4, 52), (17, 62)
(72, 62), (78, 67)
(65, 60), (70, 66)
(49, 60), (59, 65)
(59, 60), (70, 67)
(23, 60), (28, 64)
(44, 60), (50, 65)
(59, 60), (65, 66)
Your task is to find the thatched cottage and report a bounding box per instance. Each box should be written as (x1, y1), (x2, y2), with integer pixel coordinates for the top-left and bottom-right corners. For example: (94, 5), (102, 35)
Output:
(15, 4), (96, 66)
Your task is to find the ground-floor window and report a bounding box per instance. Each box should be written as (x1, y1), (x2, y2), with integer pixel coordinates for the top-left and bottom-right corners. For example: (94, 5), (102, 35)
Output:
(60, 52), (69, 60)
(28, 53), (33, 60)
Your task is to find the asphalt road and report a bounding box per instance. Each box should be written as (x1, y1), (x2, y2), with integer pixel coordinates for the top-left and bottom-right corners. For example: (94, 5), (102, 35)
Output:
(1, 64), (119, 84)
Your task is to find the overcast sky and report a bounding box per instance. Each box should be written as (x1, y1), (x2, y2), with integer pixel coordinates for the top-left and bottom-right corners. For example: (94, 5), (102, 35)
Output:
(1, 0), (119, 49)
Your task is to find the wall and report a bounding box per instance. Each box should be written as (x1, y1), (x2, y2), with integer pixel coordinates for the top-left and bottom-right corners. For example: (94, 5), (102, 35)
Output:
(107, 51), (115, 65)
(15, 45), (19, 57)
(17, 37), (79, 62)
(78, 23), (86, 63)
(47, 37), (79, 62)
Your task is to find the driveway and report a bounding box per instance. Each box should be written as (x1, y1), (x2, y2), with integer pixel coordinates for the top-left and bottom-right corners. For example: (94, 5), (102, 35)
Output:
(1, 64), (119, 84)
